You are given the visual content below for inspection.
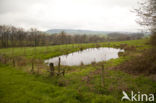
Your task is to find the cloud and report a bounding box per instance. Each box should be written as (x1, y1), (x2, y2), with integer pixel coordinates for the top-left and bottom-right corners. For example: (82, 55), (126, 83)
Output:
(0, 0), (141, 31)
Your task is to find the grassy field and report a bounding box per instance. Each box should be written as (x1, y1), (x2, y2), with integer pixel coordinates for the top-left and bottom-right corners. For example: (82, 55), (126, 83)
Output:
(0, 39), (150, 59)
(0, 39), (156, 103)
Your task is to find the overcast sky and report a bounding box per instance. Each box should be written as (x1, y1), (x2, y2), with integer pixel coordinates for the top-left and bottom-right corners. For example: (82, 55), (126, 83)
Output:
(0, 0), (142, 32)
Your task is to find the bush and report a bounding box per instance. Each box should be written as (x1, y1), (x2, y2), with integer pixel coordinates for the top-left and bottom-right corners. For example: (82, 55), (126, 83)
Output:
(119, 48), (156, 75)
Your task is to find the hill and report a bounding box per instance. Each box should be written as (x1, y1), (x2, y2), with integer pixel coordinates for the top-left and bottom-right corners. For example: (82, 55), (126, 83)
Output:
(46, 29), (111, 35)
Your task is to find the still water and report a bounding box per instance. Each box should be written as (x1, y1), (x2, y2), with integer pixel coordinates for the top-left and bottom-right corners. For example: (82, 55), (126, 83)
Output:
(45, 47), (124, 66)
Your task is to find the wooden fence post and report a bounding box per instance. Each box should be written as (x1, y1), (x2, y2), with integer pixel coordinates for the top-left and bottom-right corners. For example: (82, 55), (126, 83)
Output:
(58, 57), (61, 74)
(12, 57), (15, 67)
(62, 69), (65, 76)
(4, 55), (7, 64)
(49, 63), (55, 76)
(31, 58), (34, 73)
(101, 65), (104, 87)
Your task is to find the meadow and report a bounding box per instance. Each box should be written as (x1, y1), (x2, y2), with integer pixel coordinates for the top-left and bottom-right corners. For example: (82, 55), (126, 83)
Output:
(0, 39), (156, 103)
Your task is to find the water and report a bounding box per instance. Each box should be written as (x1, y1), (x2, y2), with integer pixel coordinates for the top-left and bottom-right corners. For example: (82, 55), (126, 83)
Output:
(45, 47), (124, 66)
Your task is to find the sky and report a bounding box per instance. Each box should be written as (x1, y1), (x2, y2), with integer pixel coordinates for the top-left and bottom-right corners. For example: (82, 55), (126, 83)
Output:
(0, 0), (142, 32)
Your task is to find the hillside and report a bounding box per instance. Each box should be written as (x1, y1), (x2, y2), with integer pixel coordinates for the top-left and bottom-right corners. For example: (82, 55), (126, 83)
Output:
(46, 29), (111, 35)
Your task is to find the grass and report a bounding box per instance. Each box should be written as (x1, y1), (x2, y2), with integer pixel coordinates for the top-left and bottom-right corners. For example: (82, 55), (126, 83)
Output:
(0, 64), (123, 103)
(0, 39), (150, 59)
(0, 39), (156, 103)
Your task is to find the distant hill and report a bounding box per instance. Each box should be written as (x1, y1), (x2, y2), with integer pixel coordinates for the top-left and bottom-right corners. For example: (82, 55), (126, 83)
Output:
(46, 29), (111, 35)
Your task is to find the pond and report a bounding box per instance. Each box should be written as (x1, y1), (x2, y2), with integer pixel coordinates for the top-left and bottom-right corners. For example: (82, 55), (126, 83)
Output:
(45, 47), (124, 66)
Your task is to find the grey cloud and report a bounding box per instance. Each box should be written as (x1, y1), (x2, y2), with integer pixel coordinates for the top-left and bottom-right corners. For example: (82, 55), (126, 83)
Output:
(0, 0), (141, 31)
(100, 0), (139, 8)
(0, 0), (47, 14)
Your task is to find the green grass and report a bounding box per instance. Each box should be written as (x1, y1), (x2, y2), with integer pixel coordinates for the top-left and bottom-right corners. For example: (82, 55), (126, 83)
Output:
(0, 64), (124, 103)
(0, 39), (156, 103)
(0, 39), (150, 59)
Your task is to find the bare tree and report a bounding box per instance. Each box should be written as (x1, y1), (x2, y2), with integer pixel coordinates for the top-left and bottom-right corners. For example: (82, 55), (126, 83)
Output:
(135, 0), (156, 45)
(0, 25), (108, 48)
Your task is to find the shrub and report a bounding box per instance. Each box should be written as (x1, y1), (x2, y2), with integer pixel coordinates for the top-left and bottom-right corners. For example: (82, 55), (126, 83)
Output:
(119, 48), (156, 75)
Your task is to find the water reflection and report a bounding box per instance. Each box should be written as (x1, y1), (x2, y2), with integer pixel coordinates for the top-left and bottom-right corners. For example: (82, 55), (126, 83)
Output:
(45, 47), (124, 66)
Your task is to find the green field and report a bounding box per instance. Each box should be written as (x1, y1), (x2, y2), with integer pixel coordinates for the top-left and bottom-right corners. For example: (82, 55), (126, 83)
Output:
(0, 39), (156, 103)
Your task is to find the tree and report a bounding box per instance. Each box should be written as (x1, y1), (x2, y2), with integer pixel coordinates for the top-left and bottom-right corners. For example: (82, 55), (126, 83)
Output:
(0, 25), (107, 48)
(135, 0), (156, 45)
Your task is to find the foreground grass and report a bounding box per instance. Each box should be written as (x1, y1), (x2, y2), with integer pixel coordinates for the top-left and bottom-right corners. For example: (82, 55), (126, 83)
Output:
(1, 63), (155, 103)
(0, 39), (156, 103)
(0, 64), (124, 103)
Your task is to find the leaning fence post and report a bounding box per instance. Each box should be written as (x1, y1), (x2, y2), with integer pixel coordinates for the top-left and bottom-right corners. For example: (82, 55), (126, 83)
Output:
(49, 63), (55, 76)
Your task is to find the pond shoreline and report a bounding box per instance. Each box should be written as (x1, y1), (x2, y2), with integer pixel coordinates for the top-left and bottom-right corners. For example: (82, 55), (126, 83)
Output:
(45, 47), (124, 66)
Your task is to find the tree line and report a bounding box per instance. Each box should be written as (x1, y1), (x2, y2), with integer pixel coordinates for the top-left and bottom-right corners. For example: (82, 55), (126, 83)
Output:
(0, 25), (144, 48)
